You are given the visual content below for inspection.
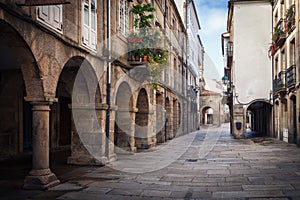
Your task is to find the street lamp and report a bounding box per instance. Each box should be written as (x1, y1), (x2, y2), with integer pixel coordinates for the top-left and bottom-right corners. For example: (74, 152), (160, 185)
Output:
(222, 75), (229, 85)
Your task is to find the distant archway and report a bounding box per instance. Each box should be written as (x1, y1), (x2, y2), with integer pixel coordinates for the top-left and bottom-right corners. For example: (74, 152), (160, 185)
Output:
(247, 101), (272, 137)
(202, 107), (214, 125)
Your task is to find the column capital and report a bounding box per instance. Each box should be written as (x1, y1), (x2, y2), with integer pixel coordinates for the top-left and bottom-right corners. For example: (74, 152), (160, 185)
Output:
(24, 96), (58, 106)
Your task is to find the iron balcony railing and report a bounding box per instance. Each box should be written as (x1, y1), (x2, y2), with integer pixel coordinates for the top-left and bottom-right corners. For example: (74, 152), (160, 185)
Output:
(187, 85), (198, 98)
(286, 4), (296, 33)
(274, 71), (286, 92)
(286, 64), (296, 88)
(273, 19), (286, 47)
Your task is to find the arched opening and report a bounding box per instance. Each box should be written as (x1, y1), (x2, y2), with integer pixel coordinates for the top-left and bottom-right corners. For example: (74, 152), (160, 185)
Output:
(290, 95), (297, 144)
(156, 92), (165, 143)
(0, 20), (41, 160)
(57, 57), (102, 165)
(165, 97), (173, 140)
(173, 99), (179, 137)
(247, 101), (272, 137)
(274, 101), (280, 139)
(135, 89), (149, 149)
(114, 82), (133, 151)
(202, 107), (214, 125)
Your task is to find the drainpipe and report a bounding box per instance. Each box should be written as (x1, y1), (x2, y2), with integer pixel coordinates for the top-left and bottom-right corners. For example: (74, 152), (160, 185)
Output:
(164, 0), (167, 142)
(271, 0), (274, 138)
(186, 0), (189, 134)
(181, 35), (185, 135)
(105, 0), (111, 158)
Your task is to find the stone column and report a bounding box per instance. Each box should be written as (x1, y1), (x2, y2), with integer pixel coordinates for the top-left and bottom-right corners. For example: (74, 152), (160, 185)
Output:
(24, 102), (59, 190)
(129, 108), (138, 153)
(107, 106), (117, 161)
(67, 103), (108, 165)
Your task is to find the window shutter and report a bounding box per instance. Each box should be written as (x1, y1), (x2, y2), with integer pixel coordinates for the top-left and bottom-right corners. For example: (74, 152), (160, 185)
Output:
(38, 6), (50, 22)
(82, 2), (89, 45)
(52, 5), (62, 30)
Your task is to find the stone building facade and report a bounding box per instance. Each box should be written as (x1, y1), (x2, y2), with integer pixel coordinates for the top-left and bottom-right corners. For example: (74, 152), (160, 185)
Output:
(224, 0), (273, 138)
(272, 0), (300, 145)
(0, 0), (198, 189)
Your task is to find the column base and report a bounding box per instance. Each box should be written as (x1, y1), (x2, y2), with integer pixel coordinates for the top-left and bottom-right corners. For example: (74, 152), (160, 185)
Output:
(23, 168), (60, 190)
(67, 155), (108, 166)
(108, 153), (117, 162)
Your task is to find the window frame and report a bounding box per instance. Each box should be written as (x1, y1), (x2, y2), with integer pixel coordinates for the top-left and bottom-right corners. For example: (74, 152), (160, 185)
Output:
(119, 0), (129, 37)
(37, 5), (63, 33)
(82, 0), (97, 51)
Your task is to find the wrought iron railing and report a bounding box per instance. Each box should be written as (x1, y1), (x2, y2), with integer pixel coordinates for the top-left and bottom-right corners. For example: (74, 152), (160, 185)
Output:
(286, 4), (295, 33)
(273, 19), (286, 47)
(274, 71), (286, 92)
(286, 65), (296, 88)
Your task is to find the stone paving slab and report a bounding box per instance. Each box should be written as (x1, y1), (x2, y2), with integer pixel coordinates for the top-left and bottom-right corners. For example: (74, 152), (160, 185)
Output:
(6, 124), (300, 200)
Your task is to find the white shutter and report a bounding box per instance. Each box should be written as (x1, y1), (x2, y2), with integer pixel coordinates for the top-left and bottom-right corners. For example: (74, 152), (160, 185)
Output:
(82, 0), (97, 50)
(38, 6), (50, 22)
(51, 5), (62, 30)
(82, 2), (89, 45)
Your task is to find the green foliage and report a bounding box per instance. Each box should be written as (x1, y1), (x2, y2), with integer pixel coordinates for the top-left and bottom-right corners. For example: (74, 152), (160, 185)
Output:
(129, 3), (168, 88)
(131, 3), (155, 29)
(272, 26), (284, 42)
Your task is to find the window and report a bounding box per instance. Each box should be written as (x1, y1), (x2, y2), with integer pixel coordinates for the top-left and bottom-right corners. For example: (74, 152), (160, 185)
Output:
(281, 49), (286, 71)
(82, 0), (97, 50)
(290, 39), (295, 66)
(37, 5), (63, 31)
(119, 0), (129, 37)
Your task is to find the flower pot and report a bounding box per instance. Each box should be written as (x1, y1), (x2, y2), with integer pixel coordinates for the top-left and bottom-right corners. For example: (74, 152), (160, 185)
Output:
(143, 55), (148, 62)
(135, 54), (140, 61)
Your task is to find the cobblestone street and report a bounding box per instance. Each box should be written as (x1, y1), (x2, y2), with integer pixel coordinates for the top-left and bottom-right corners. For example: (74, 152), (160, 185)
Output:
(10, 123), (298, 200)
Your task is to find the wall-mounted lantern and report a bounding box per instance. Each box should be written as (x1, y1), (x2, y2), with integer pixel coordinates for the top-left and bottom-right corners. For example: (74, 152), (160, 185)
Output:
(222, 75), (229, 85)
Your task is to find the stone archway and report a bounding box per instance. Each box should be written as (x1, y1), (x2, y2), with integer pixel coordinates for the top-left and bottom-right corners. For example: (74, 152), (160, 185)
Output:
(290, 95), (297, 144)
(0, 21), (39, 159)
(202, 107), (214, 125)
(135, 88), (150, 149)
(165, 97), (173, 140)
(156, 92), (165, 143)
(247, 101), (272, 137)
(62, 57), (105, 166)
(0, 20), (59, 189)
(114, 82), (135, 153)
(173, 99), (179, 137)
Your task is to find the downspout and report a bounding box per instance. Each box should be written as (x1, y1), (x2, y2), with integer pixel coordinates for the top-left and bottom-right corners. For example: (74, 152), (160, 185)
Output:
(186, 0), (189, 134)
(271, 0), (274, 138)
(105, 0), (111, 158)
(164, 0), (167, 142)
(181, 36), (185, 134)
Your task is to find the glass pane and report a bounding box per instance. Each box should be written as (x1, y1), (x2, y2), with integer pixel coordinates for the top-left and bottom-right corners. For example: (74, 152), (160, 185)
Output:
(84, 5), (89, 25)
(91, 12), (96, 30)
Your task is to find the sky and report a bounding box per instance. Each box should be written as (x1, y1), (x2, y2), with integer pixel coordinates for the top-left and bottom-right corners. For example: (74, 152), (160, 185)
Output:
(194, 0), (228, 80)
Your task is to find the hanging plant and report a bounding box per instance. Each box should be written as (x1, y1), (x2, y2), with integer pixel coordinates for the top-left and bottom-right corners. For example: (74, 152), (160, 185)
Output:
(128, 3), (169, 88)
(268, 42), (276, 59)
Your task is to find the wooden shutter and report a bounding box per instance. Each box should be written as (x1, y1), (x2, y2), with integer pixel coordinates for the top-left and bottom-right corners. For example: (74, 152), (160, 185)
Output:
(82, 2), (89, 45)
(38, 6), (50, 22)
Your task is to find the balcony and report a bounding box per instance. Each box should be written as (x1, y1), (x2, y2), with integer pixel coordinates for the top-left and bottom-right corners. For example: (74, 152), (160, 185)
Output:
(274, 71), (286, 92)
(286, 65), (296, 88)
(286, 4), (296, 34)
(187, 85), (198, 98)
(273, 19), (286, 48)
